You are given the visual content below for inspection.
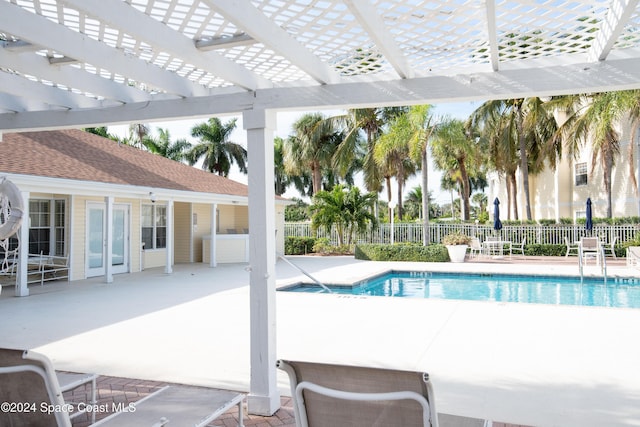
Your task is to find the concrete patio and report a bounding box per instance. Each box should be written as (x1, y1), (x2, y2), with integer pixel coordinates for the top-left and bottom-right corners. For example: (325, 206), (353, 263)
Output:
(1, 256), (639, 426)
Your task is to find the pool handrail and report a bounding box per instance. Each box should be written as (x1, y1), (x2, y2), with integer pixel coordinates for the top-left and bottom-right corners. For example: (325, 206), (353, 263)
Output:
(278, 255), (333, 293)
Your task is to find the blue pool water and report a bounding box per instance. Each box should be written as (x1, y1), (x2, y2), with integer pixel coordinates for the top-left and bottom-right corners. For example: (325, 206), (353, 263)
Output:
(281, 271), (640, 309)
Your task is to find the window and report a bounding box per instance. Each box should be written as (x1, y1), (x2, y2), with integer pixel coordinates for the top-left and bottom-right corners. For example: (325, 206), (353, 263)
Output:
(28, 199), (66, 256)
(575, 162), (587, 186)
(142, 205), (167, 250)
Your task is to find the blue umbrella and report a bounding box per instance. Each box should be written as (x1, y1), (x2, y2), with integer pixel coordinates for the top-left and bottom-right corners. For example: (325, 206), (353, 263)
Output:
(493, 197), (503, 231)
(586, 197), (593, 234)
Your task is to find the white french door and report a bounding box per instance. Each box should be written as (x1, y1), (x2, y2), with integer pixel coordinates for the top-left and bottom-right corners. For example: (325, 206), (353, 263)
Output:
(87, 202), (129, 277)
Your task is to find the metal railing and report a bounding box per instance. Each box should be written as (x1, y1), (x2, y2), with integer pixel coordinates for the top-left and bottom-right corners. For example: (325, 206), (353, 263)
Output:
(285, 222), (640, 247)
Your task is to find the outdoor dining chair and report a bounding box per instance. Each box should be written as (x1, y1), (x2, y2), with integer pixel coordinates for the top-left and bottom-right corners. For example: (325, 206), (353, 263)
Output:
(564, 237), (579, 257)
(511, 237), (526, 259)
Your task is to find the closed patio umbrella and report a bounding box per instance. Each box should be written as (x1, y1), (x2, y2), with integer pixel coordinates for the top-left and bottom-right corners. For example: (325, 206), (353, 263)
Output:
(586, 197), (593, 235)
(493, 197), (503, 231)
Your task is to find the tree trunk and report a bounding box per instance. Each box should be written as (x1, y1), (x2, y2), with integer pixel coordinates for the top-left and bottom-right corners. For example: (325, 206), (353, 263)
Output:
(311, 161), (322, 195)
(516, 110), (533, 220)
(421, 147), (430, 245)
(459, 159), (471, 220)
(605, 152), (614, 218)
(386, 175), (393, 218)
(509, 172), (519, 221)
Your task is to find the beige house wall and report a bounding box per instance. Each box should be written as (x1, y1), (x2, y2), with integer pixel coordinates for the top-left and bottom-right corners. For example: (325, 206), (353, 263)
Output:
(174, 202), (191, 263)
(22, 195), (285, 279)
(491, 117), (640, 221)
(191, 203), (212, 263)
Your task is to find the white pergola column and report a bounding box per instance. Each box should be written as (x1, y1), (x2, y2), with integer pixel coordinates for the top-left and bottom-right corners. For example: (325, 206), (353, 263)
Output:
(210, 203), (217, 267)
(105, 196), (113, 284)
(165, 199), (173, 274)
(244, 108), (280, 416)
(15, 190), (29, 297)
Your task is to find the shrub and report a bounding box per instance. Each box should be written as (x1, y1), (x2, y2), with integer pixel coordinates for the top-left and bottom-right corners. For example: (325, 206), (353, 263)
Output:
(312, 238), (353, 255)
(354, 243), (449, 262)
(285, 236), (317, 255)
(442, 232), (472, 246)
(525, 244), (566, 257)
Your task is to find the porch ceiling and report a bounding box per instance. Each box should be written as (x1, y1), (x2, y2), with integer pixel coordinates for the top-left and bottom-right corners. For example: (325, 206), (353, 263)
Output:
(2, 0), (640, 131)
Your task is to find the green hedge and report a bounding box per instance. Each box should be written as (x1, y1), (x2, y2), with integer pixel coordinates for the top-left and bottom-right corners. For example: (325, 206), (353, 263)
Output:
(285, 236), (318, 255)
(354, 243), (449, 262)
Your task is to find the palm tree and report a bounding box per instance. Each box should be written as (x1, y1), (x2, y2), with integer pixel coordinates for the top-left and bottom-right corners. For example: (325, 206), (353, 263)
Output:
(309, 185), (377, 246)
(328, 108), (408, 193)
(555, 92), (629, 218)
(430, 117), (479, 220)
(283, 113), (341, 195)
(468, 98), (560, 221)
(143, 128), (191, 162)
(187, 117), (247, 177)
(404, 186), (434, 221)
(129, 123), (151, 149)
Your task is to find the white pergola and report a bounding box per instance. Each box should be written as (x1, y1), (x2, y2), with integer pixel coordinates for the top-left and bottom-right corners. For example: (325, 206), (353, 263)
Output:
(2, 0), (640, 416)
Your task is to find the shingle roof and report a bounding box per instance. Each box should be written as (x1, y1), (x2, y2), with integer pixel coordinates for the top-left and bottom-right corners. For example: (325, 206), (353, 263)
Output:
(0, 129), (249, 197)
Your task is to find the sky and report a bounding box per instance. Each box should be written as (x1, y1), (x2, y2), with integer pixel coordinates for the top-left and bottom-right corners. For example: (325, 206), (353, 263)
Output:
(109, 101), (480, 205)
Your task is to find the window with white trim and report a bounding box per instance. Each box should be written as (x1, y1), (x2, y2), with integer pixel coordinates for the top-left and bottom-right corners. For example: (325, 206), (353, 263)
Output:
(28, 199), (66, 256)
(142, 204), (167, 250)
(575, 162), (587, 186)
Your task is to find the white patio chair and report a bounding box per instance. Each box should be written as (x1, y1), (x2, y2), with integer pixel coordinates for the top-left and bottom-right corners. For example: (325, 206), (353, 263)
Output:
(565, 237), (579, 257)
(469, 237), (483, 258)
(604, 236), (618, 258)
(580, 237), (600, 265)
(511, 237), (526, 259)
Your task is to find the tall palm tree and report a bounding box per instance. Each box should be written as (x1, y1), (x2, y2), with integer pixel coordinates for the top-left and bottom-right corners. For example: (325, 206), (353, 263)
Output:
(143, 128), (191, 162)
(187, 117), (247, 177)
(374, 114), (417, 220)
(283, 113), (341, 195)
(469, 98), (560, 221)
(430, 117), (480, 220)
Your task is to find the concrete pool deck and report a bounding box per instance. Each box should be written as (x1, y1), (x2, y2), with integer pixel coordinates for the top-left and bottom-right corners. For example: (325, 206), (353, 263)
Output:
(0, 256), (639, 426)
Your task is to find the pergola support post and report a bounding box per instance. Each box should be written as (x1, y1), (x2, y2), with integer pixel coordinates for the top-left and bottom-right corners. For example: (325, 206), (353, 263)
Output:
(244, 108), (280, 416)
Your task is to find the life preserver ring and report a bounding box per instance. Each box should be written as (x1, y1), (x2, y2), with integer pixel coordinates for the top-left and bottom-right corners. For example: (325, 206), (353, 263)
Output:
(0, 177), (24, 240)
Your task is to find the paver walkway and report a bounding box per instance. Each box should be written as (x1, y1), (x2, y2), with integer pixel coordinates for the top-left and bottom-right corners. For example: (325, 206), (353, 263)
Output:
(64, 373), (528, 427)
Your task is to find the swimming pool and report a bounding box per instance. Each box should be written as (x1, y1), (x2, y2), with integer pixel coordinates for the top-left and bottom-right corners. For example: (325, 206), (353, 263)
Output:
(281, 271), (640, 309)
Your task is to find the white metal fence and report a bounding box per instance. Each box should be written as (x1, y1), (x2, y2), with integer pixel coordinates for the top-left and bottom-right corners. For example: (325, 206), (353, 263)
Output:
(284, 222), (640, 246)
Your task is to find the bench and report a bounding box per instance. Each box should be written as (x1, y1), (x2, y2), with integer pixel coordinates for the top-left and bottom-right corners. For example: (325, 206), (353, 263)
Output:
(27, 252), (69, 286)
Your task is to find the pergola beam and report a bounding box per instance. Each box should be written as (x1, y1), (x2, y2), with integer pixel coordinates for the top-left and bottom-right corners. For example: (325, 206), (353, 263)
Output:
(0, 72), (111, 110)
(0, 1), (209, 98)
(3, 55), (640, 131)
(204, 0), (342, 85)
(60, 0), (270, 91)
(0, 48), (155, 104)
(588, 0), (640, 62)
(344, 0), (414, 79)
(485, 0), (499, 71)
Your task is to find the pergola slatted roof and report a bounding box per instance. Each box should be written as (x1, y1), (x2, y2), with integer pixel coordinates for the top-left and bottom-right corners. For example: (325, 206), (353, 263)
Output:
(2, 0), (640, 131)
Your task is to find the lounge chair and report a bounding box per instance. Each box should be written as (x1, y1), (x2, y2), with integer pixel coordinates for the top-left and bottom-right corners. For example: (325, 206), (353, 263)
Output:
(565, 237), (579, 257)
(0, 347), (72, 427)
(278, 359), (488, 427)
(627, 246), (640, 267)
(0, 347), (245, 427)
